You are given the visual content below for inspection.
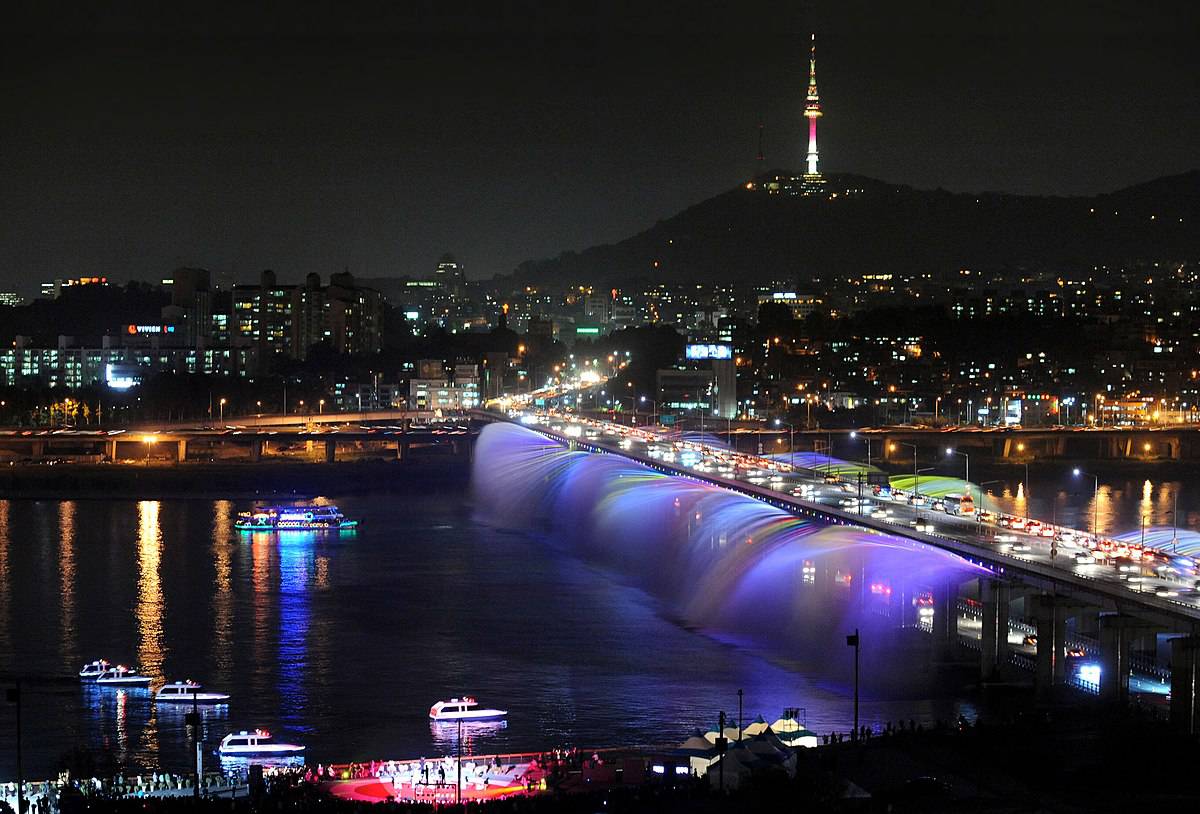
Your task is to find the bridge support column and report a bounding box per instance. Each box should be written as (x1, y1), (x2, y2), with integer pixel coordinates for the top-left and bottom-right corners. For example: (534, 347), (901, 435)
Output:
(1099, 614), (1132, 705)
(106, 439), (118, 461)
(1034, 595), (1067, 700)
(30, 440), (44, 460)
(1169, 635), (1200, 736)
(249, 438), (263, 463)
(931, 580), (959, 662)
(324, 439), (336, 463)
(980, 578), (1011, 680)
(176, 440), (187, 463)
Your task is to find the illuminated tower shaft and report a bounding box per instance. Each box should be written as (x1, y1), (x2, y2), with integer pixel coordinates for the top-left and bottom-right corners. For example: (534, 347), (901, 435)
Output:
(803, 34), (822, 177)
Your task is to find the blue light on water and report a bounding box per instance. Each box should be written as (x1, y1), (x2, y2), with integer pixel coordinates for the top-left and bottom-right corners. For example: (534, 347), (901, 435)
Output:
(474, 423), (988, 666)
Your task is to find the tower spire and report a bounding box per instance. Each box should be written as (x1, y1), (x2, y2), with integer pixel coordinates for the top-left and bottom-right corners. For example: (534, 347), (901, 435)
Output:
(803, 32), (823, 184)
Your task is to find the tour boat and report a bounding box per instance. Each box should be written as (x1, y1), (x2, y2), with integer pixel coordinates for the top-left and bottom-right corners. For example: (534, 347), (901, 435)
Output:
(156, 680), (231, 704)
(429, 697), (507, 722)
(79, 659), (111, 680)
(218, 730), (305, 756)
(235, 505), (358, 531)
(95, 665), (152, 686)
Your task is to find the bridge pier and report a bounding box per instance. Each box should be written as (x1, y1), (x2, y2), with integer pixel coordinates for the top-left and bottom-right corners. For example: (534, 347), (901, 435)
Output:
(980, 578), (1011, 681)
(176, 439), (187, 463)
(1034, 594), (1068, 700)
(249, 438), (263, 463)
(106, 439), (118, 462)
(324, 439), (337, 463)
(1099, 614), (1133, 705)
(931, 580), (960, 663)
(30, 440), (44, 460)
(1170, 635), (1200, 736)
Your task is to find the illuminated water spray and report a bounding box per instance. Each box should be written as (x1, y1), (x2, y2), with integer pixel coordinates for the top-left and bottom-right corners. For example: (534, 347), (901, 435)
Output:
(474, 424), (988, 673)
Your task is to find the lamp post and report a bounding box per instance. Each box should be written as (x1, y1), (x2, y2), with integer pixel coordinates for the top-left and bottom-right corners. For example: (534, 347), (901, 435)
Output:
(849, 431), (874, 470)
(1172, 491), (1179, 552)
(896, 441), (919, 498)
(774, 418), (794, 470)
(640, 395), (659, 427)
(319, 398), (325, 415)
(1073, 468), (1100, 543)
(846, 629), (860, 742)
(946, 448), (975, 527)
(219, 397), (226, 423)
(618, 396), (638, 426)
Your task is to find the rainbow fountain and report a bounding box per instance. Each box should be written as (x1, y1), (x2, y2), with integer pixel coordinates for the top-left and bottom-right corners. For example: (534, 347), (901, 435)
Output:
(473, 424), (990, 692)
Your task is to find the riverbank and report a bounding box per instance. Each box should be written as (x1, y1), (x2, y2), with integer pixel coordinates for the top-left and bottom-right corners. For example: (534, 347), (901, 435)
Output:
(0, 458), (470, 498)
(9, 710), (1197, 813)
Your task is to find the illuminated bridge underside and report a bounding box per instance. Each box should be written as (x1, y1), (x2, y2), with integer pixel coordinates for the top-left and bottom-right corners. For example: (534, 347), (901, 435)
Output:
(500, 420), (1200, 630)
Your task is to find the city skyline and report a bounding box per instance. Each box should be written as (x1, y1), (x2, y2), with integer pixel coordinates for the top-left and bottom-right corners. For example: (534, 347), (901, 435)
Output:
(2, 0), (1198, 292)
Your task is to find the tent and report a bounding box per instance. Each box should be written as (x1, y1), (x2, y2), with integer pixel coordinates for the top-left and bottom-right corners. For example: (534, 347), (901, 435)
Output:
(706, 747), (769, 791)
(672, 730), (720, 776)
(703, 726), (744, 744)
(742, 715), (771, 737)
(770, 716), (820, 748)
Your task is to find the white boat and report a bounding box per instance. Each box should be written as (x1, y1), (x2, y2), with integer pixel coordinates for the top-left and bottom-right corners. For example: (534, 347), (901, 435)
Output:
(156, 680), (230, 704)
(218, 730), (305, 756)
(95, 666), (152, 686)
(79, 659), (111, 680)
(429, 696), (507, 722)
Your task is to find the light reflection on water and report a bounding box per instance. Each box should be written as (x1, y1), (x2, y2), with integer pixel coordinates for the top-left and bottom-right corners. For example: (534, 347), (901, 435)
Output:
(59, 502), (77, 667)
(0, 492), (978, 780)
(136, 501), (165, 683)
(984, 474), (1193, 538)
(0, 500), (10, 654)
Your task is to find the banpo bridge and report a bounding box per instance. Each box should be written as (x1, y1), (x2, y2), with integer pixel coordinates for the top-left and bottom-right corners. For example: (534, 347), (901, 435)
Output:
(480, 409), (1200, 736)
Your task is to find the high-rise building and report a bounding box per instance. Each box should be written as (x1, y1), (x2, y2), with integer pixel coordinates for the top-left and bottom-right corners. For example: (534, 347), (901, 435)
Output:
(0, 293), (23, 307)
(232, 270), (383, 370)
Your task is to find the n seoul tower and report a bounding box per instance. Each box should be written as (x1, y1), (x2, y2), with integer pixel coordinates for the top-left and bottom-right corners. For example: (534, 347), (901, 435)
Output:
(803, 33), (825, 188)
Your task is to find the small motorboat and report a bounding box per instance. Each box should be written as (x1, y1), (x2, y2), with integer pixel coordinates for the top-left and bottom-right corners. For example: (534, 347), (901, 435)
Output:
(79, 659), (111, 680)
(95, 666), (152, 686)
(217, 730), (304, 756)
(429, 696), (507, 722)
(156, 680), (231, 704)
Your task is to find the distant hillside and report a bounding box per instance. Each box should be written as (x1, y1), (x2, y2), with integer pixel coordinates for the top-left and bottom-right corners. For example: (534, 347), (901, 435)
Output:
(502, 170), (1200, 287)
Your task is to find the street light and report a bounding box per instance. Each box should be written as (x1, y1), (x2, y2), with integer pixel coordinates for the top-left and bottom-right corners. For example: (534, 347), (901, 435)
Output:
(774, 418), (794, 470)
(640, 395), (659, 427)
(846, 629), (860, 742)
(849, 431), (874, 469)
(1073, 468), (1100, 543)
(945, 448), (976, 527)
(319, 398), (325, 415)
(219, 397), (227, 423)
(896, 441), (919, 499)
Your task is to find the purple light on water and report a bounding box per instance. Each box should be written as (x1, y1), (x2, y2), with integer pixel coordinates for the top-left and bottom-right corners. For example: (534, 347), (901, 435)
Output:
(474, 424), (989, 682)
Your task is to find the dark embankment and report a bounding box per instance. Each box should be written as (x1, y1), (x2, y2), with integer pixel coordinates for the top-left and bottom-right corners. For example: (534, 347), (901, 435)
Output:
(0, 458), (470, 499)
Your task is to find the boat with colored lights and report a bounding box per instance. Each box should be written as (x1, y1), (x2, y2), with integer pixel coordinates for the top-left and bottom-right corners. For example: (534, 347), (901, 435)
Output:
(95, 666), (152, 686)
(429, 697), (507, 722)
(79, 659), (111, 680)
(234, 505), (358, 531)
(217, 730), (304, 756)
(156, 680), (231, 704)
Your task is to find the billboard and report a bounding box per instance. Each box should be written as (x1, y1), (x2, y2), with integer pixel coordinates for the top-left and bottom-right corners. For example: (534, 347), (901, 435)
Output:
(685, 344), (732, 360)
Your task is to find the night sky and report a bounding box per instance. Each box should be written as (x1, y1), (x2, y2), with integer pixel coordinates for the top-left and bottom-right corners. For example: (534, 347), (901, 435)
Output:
(2, 0), (1197, 292)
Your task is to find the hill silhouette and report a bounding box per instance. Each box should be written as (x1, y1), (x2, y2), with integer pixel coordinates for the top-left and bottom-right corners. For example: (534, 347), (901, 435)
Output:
(503, 170), (1200, 287)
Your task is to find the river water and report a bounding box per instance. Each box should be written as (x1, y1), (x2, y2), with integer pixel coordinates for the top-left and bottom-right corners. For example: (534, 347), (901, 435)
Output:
(1, 452), (1190, 779)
